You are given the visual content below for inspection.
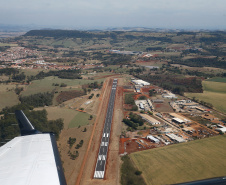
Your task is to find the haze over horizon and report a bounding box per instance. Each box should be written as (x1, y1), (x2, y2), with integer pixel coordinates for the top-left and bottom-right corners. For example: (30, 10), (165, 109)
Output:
(1, 0), (226, 30)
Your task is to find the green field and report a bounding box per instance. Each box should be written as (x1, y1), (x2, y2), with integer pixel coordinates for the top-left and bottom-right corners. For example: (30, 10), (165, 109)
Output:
(34, 107), (80, 128)
(21, 76), (104, 96)
(185, 80), (226, 113)
(202, 81), (226, 94)
(68, 111), (91, 128)
(130, 135), (226, 185)
(0, 84), (26, 110)
(207, 77), (226, 83)
(0, 91), (20, 110)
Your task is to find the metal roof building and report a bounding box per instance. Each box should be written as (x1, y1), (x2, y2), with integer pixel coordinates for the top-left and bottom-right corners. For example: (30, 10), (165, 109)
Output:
(140, 114), (160, 125)
(166, 133), (186, 143)
(147, 135), (160, 143)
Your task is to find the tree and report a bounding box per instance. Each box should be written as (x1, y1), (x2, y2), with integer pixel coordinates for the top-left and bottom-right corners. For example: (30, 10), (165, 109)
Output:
(90, 115), (93, 120)
(149, 89), (156, 96)
(135, 170), (142, 175)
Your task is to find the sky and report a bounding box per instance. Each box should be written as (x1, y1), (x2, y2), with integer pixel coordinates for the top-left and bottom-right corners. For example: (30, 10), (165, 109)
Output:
(1, 0), (226, 30)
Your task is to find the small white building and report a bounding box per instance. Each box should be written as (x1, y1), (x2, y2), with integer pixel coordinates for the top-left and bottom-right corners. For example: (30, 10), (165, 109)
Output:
(139, 103), (144, 109)
(162, 92), (177, 99)
(132, 79), (150, 86)
(215, 125), (226, 133)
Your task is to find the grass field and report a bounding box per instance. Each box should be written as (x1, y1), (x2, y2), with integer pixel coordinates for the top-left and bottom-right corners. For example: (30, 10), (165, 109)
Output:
(130, 135), (226, 185)
(186, 91), (226, 113)
(207, 77), (226, 83)
(21, 76), (104, 96)
(0, 91), (20, 110)
(185, 80), (226, 113)
(202, 81), (226, 94)
(0, 84), (26, 110)
(34, 107), (79, 129)
(68, 111), (91, 128)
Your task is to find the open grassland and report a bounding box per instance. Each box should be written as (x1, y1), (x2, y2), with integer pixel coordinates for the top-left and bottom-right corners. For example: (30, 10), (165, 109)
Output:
(131, 135), (226, 185)
(20, 69), (49, 76)
(0, 91), (20, 110)
(21, 76), (104, 96)
(207, 77), (226, 83)
(34, 107), (79, 129)
(0, 84), (26, 110)
(185, 80), (226, 113)
(68, 111), (91, 128)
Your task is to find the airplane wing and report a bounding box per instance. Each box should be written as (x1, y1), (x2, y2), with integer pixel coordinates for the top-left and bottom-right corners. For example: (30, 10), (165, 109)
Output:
(0, 110), (67, 185)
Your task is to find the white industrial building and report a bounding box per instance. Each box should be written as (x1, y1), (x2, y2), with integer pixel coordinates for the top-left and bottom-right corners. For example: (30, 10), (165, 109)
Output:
(147, 135), (160, 143)
(172, 117), (185, 124)
(215, 125), (226, 133)
(166, 133), (186, 143)
(132, 79), (150, 86)
(169, 113), (191, 124)
(162, 92), (177, 99)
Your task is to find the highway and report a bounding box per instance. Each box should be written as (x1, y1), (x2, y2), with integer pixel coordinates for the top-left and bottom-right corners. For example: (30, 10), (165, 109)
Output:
(93, 79), (117, 179)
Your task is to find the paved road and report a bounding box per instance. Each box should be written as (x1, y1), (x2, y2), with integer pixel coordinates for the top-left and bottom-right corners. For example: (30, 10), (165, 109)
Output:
(93, 79), (118, 179)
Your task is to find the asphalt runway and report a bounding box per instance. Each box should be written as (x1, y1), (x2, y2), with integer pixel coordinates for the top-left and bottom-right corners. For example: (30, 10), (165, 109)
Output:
(93, 79), (118, 179)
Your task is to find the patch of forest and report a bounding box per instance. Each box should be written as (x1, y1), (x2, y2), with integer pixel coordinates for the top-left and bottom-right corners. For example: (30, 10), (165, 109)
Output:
(137, 74), (203, 95)
(171, 58), (226, 69)
(20, 92), (54, 107)
(0, 104), (64, 145)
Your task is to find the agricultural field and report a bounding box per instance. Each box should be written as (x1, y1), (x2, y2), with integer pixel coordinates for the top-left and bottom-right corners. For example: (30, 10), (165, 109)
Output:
(130, 135), (226, 185)
(202, 80), (226, 94)
(185, 79), (226, 113)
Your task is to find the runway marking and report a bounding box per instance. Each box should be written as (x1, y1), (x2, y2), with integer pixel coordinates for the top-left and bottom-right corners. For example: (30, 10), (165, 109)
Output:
(94, 79), (117, 179)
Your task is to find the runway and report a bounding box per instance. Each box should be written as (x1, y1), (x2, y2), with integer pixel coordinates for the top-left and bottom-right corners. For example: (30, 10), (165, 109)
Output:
(93, 79), (117, 179)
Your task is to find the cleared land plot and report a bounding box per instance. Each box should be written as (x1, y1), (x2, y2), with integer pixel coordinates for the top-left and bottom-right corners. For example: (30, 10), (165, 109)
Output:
(131, 135), (226, 185)
(185, 80), (226, 113)
(68, 112), (91, 128)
